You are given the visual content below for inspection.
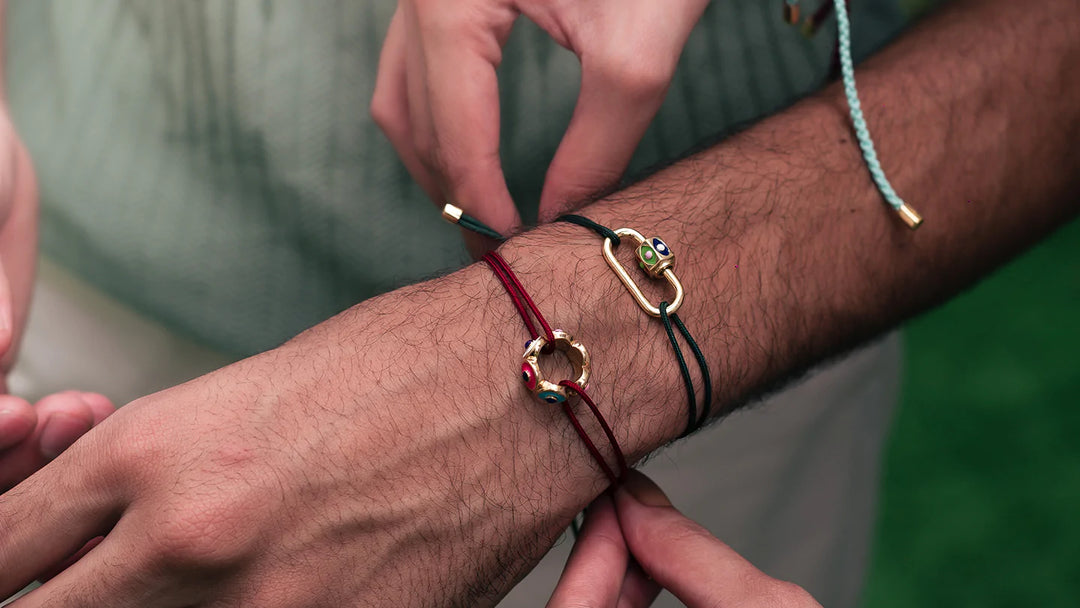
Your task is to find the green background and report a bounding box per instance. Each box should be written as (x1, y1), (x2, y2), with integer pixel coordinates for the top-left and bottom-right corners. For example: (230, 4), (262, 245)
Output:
(862, 217), (1080, 606)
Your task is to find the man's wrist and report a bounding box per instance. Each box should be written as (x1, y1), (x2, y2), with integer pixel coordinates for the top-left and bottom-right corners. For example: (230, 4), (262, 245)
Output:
(497, 219), (704, 461)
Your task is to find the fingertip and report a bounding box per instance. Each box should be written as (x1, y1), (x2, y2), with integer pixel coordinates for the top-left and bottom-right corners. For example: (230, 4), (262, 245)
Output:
(614, 473), (773, 607)
(0, 395), (35, 450)
(79, 392), (117, 426)
(35, 392), (96, 460)
(455, 189), (522, 238)
(613, 470), (686, 553)
(537, 167), (620, 224)
(546, 493), (629, 608)
(38, 412), (94, 461)
(617, 558), (663, 608)
(573, 492), (622, 551)
(616, 469), (672, 508)
(463, 231), (500, 260)
(34, 391), (96, 422)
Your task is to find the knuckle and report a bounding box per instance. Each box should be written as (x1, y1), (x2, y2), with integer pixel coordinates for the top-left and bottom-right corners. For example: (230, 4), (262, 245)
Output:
(621, 63), (673, 100)
(81, 401), (165, 488)
(369, 93), (394, 131)
(151, 496), (262, 570)
(412, 132), (440, 170)
(592, 53), (673, 101)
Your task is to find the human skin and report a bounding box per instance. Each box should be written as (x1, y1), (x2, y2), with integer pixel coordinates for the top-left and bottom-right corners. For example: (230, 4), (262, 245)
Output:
(547, 471), (821, 607)
(1, 0), (1078, 605)
(371, 0), (711, 254)
(0, 0), (115, 488)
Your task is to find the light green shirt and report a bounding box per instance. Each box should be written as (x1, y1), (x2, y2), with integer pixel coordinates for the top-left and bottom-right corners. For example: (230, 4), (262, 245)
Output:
(7, 0), (911, 355)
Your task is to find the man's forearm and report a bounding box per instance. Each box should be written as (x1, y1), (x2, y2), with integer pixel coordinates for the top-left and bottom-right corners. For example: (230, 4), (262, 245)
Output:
(305, 0), (1078, 600)
(491, 0), (1080, 458)
(6, 2), (1076, 606)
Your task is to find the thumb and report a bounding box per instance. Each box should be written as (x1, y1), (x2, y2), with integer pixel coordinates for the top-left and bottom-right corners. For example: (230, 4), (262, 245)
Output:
(614, 470), (820, 607)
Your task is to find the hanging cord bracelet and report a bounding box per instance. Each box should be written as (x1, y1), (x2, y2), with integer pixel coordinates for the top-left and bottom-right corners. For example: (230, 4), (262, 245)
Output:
(483, 250), (628, 484)
(786, 0), (923, 228)
(446, 206), (712, 439)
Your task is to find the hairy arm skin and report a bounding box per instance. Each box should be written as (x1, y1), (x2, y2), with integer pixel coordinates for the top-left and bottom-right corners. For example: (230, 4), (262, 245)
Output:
(318, 0), (1080, 600)
(1, 0), (1077, 606)
(497, 0), (1080, 453)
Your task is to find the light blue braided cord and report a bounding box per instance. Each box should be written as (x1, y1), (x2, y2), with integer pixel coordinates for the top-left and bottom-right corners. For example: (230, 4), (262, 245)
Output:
(833, 0), (906, 210)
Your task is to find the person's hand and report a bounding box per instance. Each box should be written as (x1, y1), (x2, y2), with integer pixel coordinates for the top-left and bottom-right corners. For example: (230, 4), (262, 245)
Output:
(0, 392), (115, 492)
(0, 110), (115, 489)
(0, 264), (636, 607)
(547, 471), (822, 608)
(371, 0), (710, 253)
(0, 108), (37, 384)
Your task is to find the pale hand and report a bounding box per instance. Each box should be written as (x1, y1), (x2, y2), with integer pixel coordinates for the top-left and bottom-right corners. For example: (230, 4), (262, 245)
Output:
(547, 471), (823, 608)
(0, 265), (626, 606)
(0, 110), (115, 491)
(371, 0), (710, 253)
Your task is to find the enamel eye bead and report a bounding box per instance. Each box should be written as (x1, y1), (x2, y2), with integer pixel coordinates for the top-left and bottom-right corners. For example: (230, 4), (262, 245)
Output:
(521, 361), (539, 391)
(521, 330), (591, 404)
(636, 237), (675, 278)
(602, 228), (685, 317)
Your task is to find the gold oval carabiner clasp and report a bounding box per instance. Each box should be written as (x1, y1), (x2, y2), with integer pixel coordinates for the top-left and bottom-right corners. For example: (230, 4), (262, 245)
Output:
(601, 228), (684, 317)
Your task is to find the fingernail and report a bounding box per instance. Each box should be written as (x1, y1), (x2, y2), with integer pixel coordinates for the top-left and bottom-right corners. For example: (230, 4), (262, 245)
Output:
(618, 470), (672, 508)
(39, 413), (92, 460)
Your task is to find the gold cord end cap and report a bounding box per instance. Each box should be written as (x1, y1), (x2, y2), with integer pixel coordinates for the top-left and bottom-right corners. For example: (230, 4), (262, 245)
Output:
(442, 203), (463, 224)
(897, 203), (923, 230)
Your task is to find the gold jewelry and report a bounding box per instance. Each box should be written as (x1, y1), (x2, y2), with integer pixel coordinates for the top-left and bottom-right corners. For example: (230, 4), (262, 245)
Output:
(601, 228), (684, 317)
(521, 330), (591, 404)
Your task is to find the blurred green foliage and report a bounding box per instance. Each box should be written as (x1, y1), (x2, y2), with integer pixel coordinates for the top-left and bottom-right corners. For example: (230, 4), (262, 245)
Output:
(863, 217), (1080, 606)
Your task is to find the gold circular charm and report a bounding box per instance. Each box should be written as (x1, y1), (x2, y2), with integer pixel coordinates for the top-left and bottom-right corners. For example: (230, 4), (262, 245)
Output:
(520, 330), (591, 404)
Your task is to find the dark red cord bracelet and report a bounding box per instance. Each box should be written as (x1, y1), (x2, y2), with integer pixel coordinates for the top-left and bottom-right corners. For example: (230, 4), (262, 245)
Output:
(482, 251), (627, 484)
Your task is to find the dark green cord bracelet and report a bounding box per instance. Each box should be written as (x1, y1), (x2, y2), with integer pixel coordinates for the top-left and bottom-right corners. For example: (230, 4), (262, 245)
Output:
(556, 214), (712, 436)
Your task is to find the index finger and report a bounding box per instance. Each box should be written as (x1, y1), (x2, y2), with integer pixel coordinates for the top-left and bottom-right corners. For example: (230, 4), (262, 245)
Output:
(402, 3), (521, 238)
(546, 493), (635, 608)
(0, 395), (34, 452)
(614, 471), (820, 607)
